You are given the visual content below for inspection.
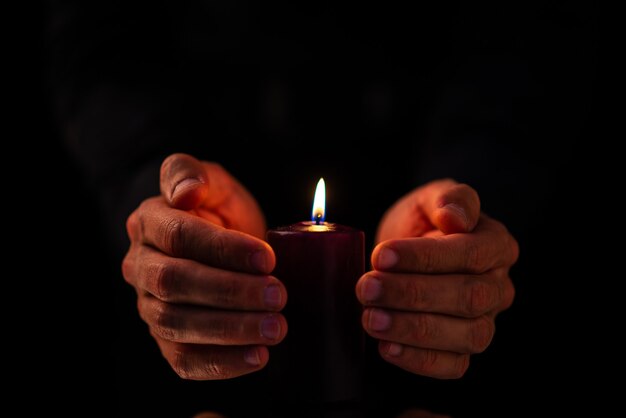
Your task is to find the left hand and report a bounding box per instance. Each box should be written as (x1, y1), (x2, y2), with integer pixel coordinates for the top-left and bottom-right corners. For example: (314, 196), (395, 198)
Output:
(357, 179), (518, 379)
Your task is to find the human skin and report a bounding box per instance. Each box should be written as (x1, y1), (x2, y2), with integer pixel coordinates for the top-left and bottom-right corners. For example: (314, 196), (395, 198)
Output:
(123, 153), (285, 379)
(123, 153), (517, 380)
(356, 180), (518, 378)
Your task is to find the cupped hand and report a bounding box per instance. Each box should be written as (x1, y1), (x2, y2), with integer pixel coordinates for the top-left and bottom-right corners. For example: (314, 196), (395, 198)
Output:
(122, 153), (287, 380)
(357, 179), (518, 378)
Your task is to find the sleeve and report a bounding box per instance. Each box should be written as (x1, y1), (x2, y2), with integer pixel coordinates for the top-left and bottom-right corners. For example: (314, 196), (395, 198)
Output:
(413, 5), (594, 242)
(45, 1), (189, 257)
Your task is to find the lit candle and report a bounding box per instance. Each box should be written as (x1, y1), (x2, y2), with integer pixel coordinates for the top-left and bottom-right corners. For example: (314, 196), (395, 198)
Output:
(267, 178), (365, 412)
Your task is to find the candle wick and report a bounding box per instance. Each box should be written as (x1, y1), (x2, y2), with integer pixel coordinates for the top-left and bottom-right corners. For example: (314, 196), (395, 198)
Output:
(315, 213), (322, 225)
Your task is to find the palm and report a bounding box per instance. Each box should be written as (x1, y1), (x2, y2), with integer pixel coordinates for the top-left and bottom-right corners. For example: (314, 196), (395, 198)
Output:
(376, 189), (436, 243)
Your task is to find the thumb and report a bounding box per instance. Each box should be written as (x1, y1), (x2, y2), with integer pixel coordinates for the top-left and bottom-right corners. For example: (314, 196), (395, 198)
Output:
(160, 153), (209, 210)
(418, 179), (480, 234)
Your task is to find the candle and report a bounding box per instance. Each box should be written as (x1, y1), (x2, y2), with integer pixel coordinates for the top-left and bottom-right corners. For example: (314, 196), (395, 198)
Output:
(267, 178), (365, 414)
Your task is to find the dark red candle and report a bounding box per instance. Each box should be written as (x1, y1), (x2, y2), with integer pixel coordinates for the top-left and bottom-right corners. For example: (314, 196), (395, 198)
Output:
(267, 179), (365, 413)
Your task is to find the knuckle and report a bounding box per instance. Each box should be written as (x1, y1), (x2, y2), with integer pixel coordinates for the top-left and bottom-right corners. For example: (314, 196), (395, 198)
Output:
(172, 346), (192, 379)
(468, 316), (495, 353)
(134, 202), (152, 241)
(200, 357), (231, 380)
(136, 297), (148, 322)
(494, 221), (519, 265)
(147, 261), (179, 302)
(414, 349), (470, 379)
(464, 279), (494, 316)
(407, 280), (430, 309)
(171, 345), (202, 380)
(153, 302), (183, 341)
(206, 231), (228, 266)
(121, 254), (134, 285)
(413, 314), (438, 343)
(214, 279), (239, 307)
(126, 211), (139, 240)
(172, 345), (231, 380)
(362, 310), (370, 330)
(465, 240), (487, 273)
(414, 349), (441, 376)
(501, 278), (516, 310)
(420, 240), (443, 273)
(160, 217), (186, 255)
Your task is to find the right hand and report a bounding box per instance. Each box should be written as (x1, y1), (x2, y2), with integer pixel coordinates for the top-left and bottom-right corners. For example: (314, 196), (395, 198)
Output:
(122, 153), (287, 380)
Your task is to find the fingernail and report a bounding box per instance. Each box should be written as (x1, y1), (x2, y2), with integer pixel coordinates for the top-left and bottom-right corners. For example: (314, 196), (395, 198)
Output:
(250, 250), (270, 273)
(264, 285), (282, 309)
(383, 342), (403, 357)
(377, 247), (398, 270)
(261, 316), (281, 340)
(444, 203), (469, 229)
(361, 276), (382, 302)
(172, 178), (202, 200)
(368, 308), (392, 332)
(244, 347), (261, 366)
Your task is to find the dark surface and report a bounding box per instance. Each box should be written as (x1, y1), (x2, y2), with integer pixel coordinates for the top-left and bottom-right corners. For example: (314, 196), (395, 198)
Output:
(39, 2), (600, 417)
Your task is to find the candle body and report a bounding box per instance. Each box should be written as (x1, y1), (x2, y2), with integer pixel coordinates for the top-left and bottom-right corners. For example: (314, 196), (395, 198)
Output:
(267, 222), (365, 413)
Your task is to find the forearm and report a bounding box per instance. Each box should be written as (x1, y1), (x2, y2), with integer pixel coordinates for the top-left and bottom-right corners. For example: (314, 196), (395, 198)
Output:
(56, 86), (180, 257)
(46, 1), (187, 256)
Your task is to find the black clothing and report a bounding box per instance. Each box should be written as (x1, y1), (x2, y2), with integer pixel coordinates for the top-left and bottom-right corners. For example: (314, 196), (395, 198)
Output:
(45, 2), (596, 417)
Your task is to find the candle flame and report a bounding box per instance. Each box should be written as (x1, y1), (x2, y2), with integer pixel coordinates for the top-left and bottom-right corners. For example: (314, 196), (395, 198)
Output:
(311, 178), (325, 223)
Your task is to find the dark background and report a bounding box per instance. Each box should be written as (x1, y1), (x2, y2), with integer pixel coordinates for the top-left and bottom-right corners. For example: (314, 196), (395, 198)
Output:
(36, 2), (600, 417)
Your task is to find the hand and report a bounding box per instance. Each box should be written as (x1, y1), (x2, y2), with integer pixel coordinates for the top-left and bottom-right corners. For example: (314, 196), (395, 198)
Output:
(357, 179), (518, 378)
(122, 153), (287, 380)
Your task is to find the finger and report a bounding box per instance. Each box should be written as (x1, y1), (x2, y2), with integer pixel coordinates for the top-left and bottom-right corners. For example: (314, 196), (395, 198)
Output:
(378, 341), (470, 379)
(126, 210), (141, 242)
(131, 245), (286, 310)
(422, 229), (444, 238)
(199, 162), (267, 239)
(152, 333), (269, 380)
(161, 155), (266, 239)
(372, 215), (519, 273)
(417, 179), (480, 234)
(160, 153), (211, 210)
(121, 246), (139, 288)
(137, 197), (275, 274)
(356, 271), (506, 317)
(363, 308), (494, 354)
(196, 207), (226, 227)
(139, 295), (287, 345)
